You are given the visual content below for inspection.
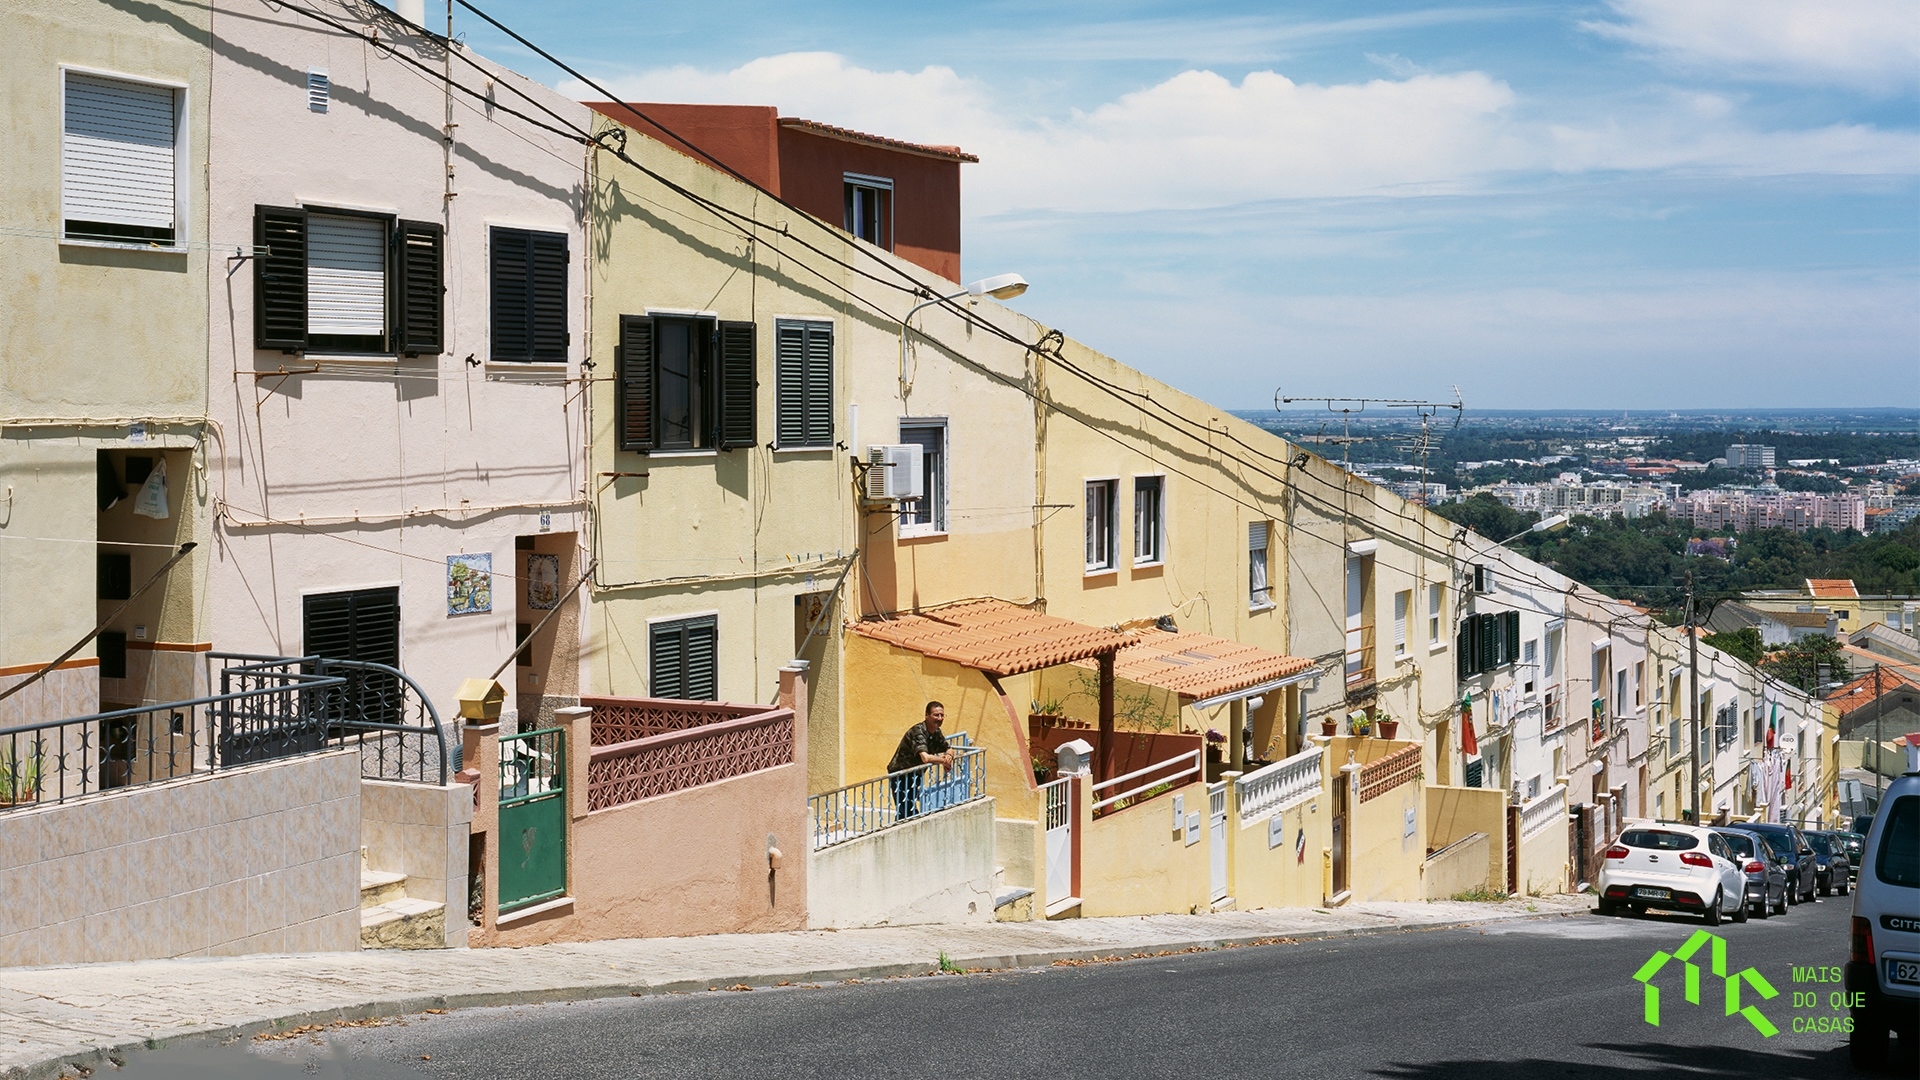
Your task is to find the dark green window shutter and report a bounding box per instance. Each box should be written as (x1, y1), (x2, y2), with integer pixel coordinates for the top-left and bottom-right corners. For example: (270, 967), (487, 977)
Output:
(649, 615), (717, 701)
(716, 320), (756, 449)
(804, 322), (833, 445)
(530, 232), (568, 362)
(302, 587), (400, 666)
(1479, 613), (1499, 673)
(393, 219), (443, 355)
(1503, 611), (1521, 666)
(775, 321), (834, 448)
(617, 314), (654, 451)
(684, 617), (717, 701)
(254, 205), (308, 351)
(1457, 620), (1473, 679)
(490, 228), (530, 361)
(774, 322), (807, 447)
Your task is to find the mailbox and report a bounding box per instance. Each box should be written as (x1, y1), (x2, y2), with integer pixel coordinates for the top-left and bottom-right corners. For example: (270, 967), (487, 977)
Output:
(456, 677), (507, 722)
(1056, 738), (1094, 777)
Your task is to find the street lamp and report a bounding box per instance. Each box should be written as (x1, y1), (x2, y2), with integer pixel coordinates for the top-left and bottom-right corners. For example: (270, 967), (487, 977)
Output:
(899, 274), (1030, 387)
(1497, 513), (1570, 547)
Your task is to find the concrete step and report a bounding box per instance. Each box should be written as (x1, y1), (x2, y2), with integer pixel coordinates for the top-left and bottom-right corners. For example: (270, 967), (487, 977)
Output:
(993, 885), (1033, 910)
(1044, 895), (1081, 919)
(359, 869), (407, 910)
(1211, 895), (1236, 913)
(360, 897), (446, 950)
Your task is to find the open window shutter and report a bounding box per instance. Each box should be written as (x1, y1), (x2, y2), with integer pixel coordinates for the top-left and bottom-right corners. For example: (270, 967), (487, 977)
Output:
(617, 314), (654, 451)
(1457, 619), (1474, 678)
(649, 622), (685, 700)
(717, 320), (756, 449)
(1504, 611), (1521, 666)
(490, 228), (530, 361)
(254, 205), (308, 351)
(394, 219), (443, 355)
(775, 323), (805, 447)
(530, 232), (568, 362)
(804, 322), (833, 445)
(1480, 614), (1500, 673)
(685, 617), (718, 701)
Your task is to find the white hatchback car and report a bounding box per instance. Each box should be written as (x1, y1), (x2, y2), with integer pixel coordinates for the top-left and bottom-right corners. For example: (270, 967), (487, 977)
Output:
(1597, 823), (1747, 925)
(1848, 770), (1918, 1067)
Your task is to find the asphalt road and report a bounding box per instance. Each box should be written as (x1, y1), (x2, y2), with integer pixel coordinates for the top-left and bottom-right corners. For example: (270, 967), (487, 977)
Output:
(117, 892), (1910, 1080)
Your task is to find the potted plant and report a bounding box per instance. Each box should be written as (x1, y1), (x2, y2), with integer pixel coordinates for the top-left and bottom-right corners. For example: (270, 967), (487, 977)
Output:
(1205, 728), (1226, 762)
(1032, 750), (1054, 784)
(1375, 710), (1400, 740)
(1320, 718), (1339, 737)
(1347, 710), (1374, 738)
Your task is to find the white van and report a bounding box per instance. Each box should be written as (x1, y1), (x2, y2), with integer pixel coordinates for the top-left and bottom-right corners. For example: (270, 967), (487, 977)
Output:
(1848, 769), (1919, 1067)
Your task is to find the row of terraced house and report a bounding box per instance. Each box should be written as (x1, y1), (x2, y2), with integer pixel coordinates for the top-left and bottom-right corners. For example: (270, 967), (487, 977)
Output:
(0, 0), (1836, 965)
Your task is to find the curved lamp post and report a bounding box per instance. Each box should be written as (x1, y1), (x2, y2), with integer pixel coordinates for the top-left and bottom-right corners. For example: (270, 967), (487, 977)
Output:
(899, 274), (1030, 388)
(1498, 512), (1570, 547)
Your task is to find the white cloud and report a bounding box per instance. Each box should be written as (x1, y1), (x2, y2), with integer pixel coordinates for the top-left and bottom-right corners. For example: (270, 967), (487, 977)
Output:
(570, 52), (1920, 216)
(1585, 0), (1920, 91)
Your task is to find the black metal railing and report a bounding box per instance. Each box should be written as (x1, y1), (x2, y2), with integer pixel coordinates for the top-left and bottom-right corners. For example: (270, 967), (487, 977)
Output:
(0, 653), (454, 814)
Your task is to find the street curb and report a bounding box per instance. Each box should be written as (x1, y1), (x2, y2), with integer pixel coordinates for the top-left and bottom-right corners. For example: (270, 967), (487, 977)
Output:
(8, 903), (1589, 1080)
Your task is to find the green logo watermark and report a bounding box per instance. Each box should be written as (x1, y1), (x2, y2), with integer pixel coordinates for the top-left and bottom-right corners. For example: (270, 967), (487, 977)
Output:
(1631, 930), (1779, 1036)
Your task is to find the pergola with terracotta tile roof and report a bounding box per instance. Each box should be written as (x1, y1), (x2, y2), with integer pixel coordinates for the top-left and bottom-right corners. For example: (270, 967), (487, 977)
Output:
(1098, 628), (1315, 708)
(1807, 578), (1860, 599)
(851, 600), (1133, 778)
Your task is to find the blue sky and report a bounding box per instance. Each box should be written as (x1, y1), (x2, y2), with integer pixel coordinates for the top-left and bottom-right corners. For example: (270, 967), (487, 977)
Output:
(454, 1), (1919, 410)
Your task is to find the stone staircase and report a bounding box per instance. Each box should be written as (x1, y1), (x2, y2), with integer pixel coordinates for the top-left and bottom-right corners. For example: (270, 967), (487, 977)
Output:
(991, 864), (1034, 921)
(359, 866), (447, 949)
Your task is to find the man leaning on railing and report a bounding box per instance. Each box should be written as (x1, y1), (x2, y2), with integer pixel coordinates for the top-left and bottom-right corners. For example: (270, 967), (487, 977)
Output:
(888, 701), (954, 821)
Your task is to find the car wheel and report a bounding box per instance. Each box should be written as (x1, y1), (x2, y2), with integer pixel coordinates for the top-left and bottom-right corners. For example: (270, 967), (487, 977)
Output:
(1732, 894), (1748, 923)
(1596, 897), (1616, 917)
(1850, 1014), (1889, 1068)
(1704, 890), (1723, 926)
(1786, 877), (1798, 905)
(1772, 888), (1788, 916)
(1838, 877), (1849, 896)
(1753, 897), (1769, 920)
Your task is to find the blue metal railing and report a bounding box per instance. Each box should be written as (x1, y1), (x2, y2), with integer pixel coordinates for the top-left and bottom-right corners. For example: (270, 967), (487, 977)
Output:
(808, 737), (986, 850)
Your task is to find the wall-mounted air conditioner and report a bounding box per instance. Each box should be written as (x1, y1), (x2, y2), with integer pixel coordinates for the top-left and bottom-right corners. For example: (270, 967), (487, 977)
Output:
(865, 444), (924, 501)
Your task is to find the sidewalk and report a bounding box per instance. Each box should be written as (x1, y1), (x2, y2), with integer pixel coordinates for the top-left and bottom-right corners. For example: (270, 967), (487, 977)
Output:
(1, 894), (1590, 1080)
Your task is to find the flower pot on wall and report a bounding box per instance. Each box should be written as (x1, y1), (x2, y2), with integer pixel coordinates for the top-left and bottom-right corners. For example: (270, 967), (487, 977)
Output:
(1320, 721), (1338, 737)
(1376, 719), (1400, 740)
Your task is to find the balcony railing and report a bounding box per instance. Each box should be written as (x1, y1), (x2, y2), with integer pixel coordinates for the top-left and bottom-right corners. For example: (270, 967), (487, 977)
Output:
(1357, 744), (1422, 803)
(808, 743), (987, 850)
(0, 653), (453, 813)
(586, 698), (795, 811)
(1236, 743), (1324, 823)
(1519, 783), (1568, 842)
(1090, 748), (1201, 818)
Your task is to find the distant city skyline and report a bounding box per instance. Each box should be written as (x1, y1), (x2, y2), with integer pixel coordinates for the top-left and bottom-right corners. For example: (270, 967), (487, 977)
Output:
(461, 1), (1919, 409)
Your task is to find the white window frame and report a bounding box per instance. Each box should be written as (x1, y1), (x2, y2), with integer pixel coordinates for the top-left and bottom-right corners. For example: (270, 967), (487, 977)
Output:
(1392, 589), (1410, 657)
(1085, 477), (1119, 574)
(844, 172), (893, 251)
(1427, 581), (1445, 651)
(897, 417), (948, 538)
(59, 66), (191, 250)
(1248, 521), (1273, 612)
(1132, 474), (1165, 567)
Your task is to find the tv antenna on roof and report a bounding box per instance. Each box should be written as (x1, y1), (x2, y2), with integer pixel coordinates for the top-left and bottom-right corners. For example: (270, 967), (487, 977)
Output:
(1275, 387), (1464, 502)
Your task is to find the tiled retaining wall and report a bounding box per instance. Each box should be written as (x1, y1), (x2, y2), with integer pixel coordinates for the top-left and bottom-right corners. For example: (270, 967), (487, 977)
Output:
(0, 749), (361, 967)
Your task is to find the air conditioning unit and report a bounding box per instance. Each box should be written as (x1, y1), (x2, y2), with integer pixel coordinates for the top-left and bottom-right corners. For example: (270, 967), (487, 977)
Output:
(864, 444), (924, 501)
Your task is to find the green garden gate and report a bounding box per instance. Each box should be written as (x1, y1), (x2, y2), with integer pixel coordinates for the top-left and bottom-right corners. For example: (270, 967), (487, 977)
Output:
(498, 727), (566, 913)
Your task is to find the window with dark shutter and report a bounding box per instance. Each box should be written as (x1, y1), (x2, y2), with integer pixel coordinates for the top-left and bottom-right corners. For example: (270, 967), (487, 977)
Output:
(490, 227), (568, 362)
(617, 314), (654, 451)
(717, 320), (756, 449)
(254, 205), (308, 351)
(393, 219), (443, 355)
(649, 615), (718, 701)
(774, 320), (834, 448)
(1503, 611), (1521, 666)
(303, 586), (401, 724)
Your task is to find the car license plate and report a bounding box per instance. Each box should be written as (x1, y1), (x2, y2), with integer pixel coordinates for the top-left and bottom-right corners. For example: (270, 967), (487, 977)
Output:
(1889, 960), (1920, 987)
(1635, 887), (1668, 900)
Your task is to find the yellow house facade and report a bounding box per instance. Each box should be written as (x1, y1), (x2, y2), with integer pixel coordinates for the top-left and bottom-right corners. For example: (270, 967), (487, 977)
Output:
(1, 1), (213, 729)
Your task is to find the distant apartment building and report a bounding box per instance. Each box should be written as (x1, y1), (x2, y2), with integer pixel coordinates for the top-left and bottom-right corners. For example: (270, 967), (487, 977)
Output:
(1675, 490), (1866, 533)
(1486, 479), (1676, 519)
(1726, 444), (1776, 470)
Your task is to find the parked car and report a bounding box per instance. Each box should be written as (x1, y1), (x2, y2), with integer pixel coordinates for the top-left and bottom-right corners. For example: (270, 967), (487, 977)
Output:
(1744, 822), (1818, 905)
(1716, 828), (1790, 918)
(1803, 830), (1851, 895)
(1838, 829), (1865, 866)
(1846, 771), (1919, 1067)
(1599, 825), (1747, 925)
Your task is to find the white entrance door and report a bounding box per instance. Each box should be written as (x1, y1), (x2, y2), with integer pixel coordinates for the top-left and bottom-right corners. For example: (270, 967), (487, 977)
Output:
(1209, 782), (1229, 902)
(1044, 778), (1073, 905)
